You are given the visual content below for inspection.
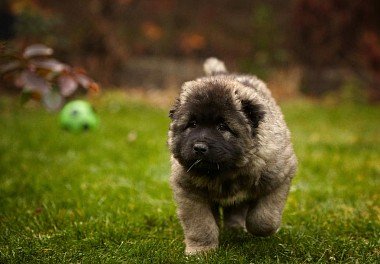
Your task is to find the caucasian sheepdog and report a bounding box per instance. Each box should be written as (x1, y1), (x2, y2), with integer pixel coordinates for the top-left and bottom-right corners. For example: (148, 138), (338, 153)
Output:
(168, 58), (297, 255)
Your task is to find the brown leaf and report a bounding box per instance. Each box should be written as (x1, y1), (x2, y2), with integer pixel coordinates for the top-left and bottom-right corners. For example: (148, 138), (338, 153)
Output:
(58, 75), (78, 96)
(88, 82), (100, 93)
(32, 59), (68, 73)
(23, 44), (53, 59)
(0, 61), (22, 75)
(16, 70), (50, 93)
(75, 73), (91, 89)
(73, 67), (87, 75)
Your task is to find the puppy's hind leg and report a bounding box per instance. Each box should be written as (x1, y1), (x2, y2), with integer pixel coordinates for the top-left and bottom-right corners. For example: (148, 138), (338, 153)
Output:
(223, 203), (248, 231)
(246, 179), (291, 236)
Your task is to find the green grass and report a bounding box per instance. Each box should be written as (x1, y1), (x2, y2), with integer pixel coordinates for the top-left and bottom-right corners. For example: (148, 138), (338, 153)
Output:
(0, 93), (379, 263)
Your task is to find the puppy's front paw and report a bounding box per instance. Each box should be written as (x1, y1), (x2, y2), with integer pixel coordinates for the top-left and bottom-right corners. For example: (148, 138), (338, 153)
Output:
(185, 245), (217, 255)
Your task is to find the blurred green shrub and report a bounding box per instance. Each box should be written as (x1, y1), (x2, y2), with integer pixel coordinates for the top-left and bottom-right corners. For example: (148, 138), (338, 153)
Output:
(14, 8), (60, 40)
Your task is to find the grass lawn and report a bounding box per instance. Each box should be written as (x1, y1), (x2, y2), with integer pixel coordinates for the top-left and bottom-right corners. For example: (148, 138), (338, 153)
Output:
(0, 92), (379, 263)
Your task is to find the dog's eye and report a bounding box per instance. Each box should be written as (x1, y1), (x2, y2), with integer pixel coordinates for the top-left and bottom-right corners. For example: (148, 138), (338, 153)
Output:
(217, 122), (229, 131)
(187, 120), (197, 129)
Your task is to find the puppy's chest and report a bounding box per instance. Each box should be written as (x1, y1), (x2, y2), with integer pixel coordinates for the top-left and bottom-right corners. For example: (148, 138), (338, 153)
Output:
(201, 176), (255, 206)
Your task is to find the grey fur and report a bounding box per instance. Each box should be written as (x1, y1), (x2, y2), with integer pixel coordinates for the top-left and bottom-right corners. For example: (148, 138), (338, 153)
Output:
(168, 58), (297, 255)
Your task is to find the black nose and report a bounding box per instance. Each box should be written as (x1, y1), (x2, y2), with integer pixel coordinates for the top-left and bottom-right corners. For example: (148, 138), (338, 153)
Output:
(193, 142), (208, 154)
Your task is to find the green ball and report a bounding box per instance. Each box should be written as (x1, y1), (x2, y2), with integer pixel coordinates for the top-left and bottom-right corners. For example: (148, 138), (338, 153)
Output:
(60, 100), (98, 132)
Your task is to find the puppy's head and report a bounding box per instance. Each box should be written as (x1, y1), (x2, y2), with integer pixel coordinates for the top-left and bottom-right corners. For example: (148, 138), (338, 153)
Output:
(168, 77), (265, 175)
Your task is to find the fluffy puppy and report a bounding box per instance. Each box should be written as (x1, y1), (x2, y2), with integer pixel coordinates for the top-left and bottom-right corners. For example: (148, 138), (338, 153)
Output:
(168, 58), (297, 255)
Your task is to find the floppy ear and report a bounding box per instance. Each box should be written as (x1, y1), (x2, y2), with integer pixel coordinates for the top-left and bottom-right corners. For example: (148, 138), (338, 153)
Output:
(241, 100), (265, 129)
(169, 98), (180, 120)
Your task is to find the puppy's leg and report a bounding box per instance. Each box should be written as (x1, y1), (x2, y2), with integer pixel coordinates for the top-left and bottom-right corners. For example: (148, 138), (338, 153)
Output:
(211, 204), (221, 227)
(246, 179), (291, 236)
(223, 203), (248, 231)
(175, 194), (219, 255)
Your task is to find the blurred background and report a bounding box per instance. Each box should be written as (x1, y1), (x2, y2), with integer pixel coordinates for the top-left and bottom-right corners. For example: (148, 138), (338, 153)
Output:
(1, 0), (379, 103)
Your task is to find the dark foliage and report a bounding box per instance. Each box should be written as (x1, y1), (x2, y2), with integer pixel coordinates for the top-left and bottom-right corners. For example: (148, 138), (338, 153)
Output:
(2, 0), (380, 100)
(292, 0), (380, 99)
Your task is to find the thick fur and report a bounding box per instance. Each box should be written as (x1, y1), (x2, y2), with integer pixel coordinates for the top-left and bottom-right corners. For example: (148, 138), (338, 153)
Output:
(168, 58), (297, 255)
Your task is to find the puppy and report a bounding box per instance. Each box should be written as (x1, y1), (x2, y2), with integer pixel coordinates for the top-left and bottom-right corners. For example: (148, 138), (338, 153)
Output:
(168, 58), (297, 255)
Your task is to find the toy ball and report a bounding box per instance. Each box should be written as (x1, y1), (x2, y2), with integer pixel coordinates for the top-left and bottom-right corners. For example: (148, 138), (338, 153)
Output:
(60, 100), (98, 132)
